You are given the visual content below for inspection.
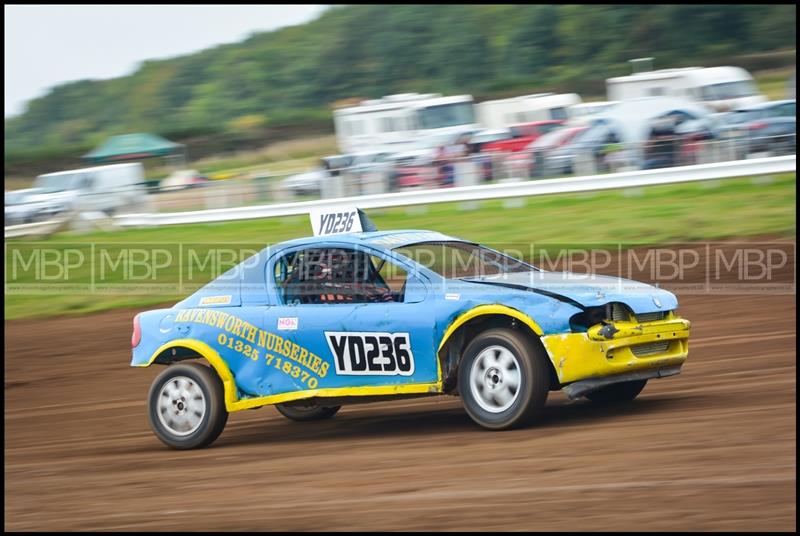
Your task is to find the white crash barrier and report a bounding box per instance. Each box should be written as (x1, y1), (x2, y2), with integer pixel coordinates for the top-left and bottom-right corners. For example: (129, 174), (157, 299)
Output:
(108, 155), (794, 228)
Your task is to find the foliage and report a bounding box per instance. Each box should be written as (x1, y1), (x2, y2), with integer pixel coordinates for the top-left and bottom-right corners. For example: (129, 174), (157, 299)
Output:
(5, 5), (796, 153)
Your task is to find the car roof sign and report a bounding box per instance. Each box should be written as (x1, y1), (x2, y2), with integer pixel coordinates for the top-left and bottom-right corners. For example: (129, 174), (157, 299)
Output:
(310, 207), (378, 236)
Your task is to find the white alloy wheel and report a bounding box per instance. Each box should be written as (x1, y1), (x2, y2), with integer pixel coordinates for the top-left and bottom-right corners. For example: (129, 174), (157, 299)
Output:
(469, 344), (522, 413)
(157, 375), (207, 436)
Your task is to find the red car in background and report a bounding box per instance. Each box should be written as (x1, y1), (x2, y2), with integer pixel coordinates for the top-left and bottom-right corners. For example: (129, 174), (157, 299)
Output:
(481, 120), (565, 153)
(394, 165), (441, 189)
(504, 125), (588, 179)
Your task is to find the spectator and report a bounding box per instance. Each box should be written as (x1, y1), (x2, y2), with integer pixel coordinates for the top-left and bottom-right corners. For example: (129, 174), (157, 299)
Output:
(643, 118), (678, 169)
(595, 131), (620, 173)
(468, 142), (493, 183)
(442, 134), (469, 160)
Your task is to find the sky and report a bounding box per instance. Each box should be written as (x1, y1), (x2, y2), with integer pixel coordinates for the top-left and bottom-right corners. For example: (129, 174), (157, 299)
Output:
(4, 5), (328, 117)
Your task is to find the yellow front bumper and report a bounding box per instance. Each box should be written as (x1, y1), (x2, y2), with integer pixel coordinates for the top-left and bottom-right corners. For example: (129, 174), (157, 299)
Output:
(541, 316), (690, 385)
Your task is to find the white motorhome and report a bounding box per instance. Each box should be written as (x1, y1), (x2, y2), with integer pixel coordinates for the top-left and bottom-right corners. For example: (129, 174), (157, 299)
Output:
(27, 162), (149, 218)
(476, 93), (582, 129)
(606, 66), (766, 112)
(333, 93), (478, 153)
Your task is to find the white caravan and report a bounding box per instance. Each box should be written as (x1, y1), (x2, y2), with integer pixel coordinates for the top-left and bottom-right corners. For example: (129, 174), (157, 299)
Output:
(476, 93), (582, 129)
(27, 162), (149, 219)
(333, 93), (478, 153)
(606, 66), (766, 112)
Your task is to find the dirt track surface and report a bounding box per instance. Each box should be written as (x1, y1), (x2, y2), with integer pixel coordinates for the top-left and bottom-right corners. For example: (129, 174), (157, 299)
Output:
(5, 261), (797, 530)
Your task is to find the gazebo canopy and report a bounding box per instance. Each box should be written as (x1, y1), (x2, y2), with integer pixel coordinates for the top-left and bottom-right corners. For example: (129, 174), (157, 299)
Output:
(83, 133), (184, 163)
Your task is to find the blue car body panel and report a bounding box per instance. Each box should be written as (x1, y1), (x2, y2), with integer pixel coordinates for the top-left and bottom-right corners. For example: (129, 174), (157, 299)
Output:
(132, 230), (679, 404)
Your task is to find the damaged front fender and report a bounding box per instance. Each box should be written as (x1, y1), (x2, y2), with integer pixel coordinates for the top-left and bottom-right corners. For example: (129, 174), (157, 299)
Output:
(540, 317), (690, 385)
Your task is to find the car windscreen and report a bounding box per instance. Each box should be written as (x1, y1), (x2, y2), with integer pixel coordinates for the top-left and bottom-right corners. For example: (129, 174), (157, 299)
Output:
(475, 131), (512, 143)
(568, 123), (611, 146)
(700, 80), (757, 101)
(532, 127), (581, 150)
(538, 122), (563, 135)
(417, 103), (475, 130)
(393, 241), (536, 279)
(5, 191), (27, 205)
(33, 174), (70, 193)
(726, 109), (763, 124)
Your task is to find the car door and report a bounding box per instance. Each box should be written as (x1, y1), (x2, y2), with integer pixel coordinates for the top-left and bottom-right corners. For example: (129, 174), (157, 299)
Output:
(269, 243), (439, 393)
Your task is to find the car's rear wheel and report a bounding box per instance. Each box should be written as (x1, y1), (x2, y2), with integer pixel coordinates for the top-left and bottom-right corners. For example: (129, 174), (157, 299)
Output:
(148, 362), (228, 449)
(275, 401), (341, 422)
(585, 379), (648, 404)
(458, 328), (550, 430)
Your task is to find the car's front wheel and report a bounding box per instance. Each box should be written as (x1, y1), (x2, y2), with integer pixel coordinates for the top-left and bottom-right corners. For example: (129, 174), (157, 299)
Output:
(458, 328), (550, 430)
(147, 362), (228, 449)
(585, 379), (647, 404)
(275, 401), (341, 422)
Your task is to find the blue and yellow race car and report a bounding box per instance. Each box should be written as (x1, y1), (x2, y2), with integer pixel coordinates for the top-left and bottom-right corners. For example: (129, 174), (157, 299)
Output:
(132, 208), (690, 449)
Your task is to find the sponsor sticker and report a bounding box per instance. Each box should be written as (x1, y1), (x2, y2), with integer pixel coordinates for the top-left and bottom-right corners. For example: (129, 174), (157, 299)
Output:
(326, 331), (415, 376)
(199, 295), (232, 305)
(277, 317), (299, 331)
(445, 293), (461, 300)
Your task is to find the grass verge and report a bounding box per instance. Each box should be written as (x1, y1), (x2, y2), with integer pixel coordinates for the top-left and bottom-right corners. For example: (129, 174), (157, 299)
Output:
(4, 173), (795, 320)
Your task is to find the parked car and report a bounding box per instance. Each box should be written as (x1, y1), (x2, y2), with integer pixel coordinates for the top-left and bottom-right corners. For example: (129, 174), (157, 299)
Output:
(543, 97), (710, 174)
(394, 165), (440, 190)
(282, 169), (329, 197)
(132, 209), (690, 449)
(345, 151), (396, 194)
(24, 162), (148, 218)
(515, 125), (588, 178)
(481, 120), (564, 154)
(387, 131), (477, 190)
(4, 188), (44, 225)
(388, 130), (478, 168)
(346, 151), (393, 174)
(540, 122), (621, 175)
(717, 100), (796, 155)
(160, 169), (210, 191)
(321, 154), (356, 175)
(465, 128), (513, 153)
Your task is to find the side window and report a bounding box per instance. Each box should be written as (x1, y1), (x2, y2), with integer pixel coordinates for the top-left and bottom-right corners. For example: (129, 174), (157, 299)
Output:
(274, 254), (293, 287)
(369, 255), (409, 295)
(276, 248), (406, 305)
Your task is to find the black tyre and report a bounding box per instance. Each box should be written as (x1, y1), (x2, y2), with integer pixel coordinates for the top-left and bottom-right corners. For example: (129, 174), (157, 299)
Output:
(275, 401), (341, 422)
(147, 362), (228, 449)
(585, 379), (647, 404)
(458, 328), (550, 430)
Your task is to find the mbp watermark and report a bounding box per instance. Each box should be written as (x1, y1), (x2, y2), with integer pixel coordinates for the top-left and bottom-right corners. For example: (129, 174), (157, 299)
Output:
(5, 242), (264, 295)
(4, 240), (796, 297)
